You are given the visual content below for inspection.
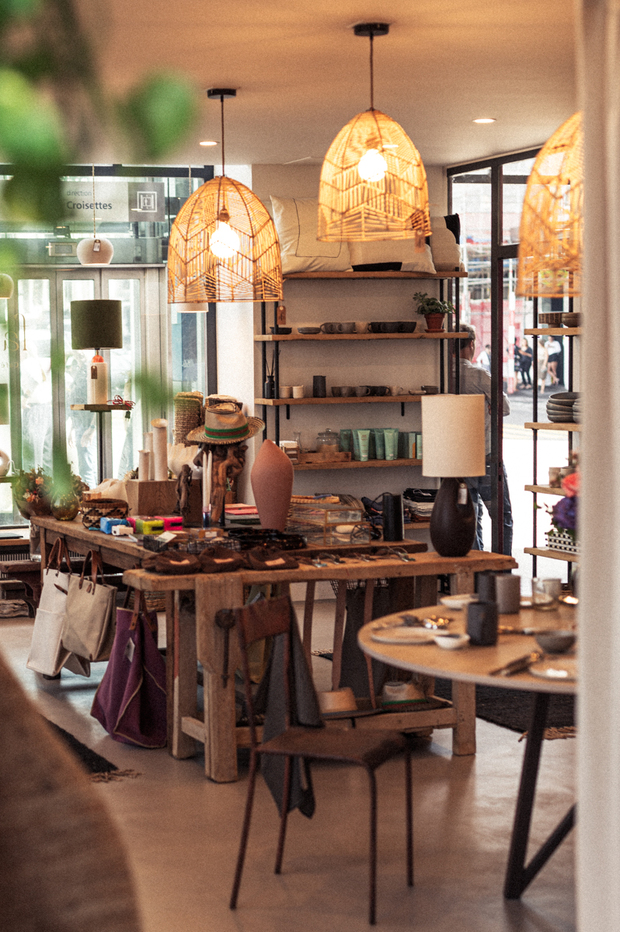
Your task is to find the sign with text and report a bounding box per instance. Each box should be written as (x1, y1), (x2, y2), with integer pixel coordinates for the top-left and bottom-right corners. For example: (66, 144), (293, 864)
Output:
(62, 181), (166, 223)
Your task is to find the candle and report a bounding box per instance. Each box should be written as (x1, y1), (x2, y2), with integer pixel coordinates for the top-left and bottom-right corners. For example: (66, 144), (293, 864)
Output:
(203, 450), (212, 527)
(151, 418), (168, 480)
(143, 431), (154, 480)
(138, 450), (150, 481)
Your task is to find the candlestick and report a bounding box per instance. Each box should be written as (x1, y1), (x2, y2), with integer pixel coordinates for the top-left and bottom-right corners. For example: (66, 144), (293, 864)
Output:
(203, 450), (212, 527)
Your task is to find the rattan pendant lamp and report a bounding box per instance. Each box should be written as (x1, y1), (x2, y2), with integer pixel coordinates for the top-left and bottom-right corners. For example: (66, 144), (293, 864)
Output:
(516, 111), (583, 298)
(318, 23), (431, 243)
(168, 89), (282, 308)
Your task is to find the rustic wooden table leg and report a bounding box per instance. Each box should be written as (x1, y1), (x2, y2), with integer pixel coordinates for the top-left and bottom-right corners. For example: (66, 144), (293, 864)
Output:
(451, 681), (477, 755)
(331, 580), (347, 690)
(195, 575), (245, 782)
(166, 590), (197, 759)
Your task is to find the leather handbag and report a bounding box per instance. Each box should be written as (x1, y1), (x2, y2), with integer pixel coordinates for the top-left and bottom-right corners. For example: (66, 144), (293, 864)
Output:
(61, 551), (117, 662)
(27, 539), (90, 677)
(90, 590), (167, 748)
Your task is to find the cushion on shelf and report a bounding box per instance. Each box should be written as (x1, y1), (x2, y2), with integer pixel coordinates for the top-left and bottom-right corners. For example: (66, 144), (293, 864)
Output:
(429, 216), (463, 271)
(270, 196), (351, 273)
(348, 240), (436, 275)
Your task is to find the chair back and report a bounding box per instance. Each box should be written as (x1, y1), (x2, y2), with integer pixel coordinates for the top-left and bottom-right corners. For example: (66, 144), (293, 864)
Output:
(234, 595), (294, 747)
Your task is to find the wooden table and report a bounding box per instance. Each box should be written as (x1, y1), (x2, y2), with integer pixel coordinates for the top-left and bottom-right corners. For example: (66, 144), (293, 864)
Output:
(123, 550), (516, 782)
(31, 515), (147, 571)
(359, 600), (577, 898)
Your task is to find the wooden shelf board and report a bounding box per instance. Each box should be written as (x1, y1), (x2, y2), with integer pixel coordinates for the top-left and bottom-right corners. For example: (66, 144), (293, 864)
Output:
(525, 422), (581, 432)
(524, 547), (579, 563)
(70, 404), (130, 412)
(283, 270), (467, 281)
(524, 485), (565, 496)
(524, 328), (581, 336)
(256, 395), (422, 406)
(255, 331), (469, 342)
(294, 457), (422, 471)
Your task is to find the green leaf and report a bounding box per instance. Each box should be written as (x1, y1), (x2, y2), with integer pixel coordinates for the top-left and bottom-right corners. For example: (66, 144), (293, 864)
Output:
(0, 68), (68, 166)
(119, 73), (198, 159)
(0, 0), (41, 30)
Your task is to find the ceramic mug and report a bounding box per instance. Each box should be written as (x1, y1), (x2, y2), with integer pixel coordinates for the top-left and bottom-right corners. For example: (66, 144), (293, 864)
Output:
(355, 321), (368, 334)
(292, 385), (305, 398)
(495, 574), (521, 614)
(280, 385), (292, 398)
(340, 322), (356, 334)
(331, 386), (343, 397)
(467, 601), (498, 646)
(320, 322), (342, 333)
(356, 386), (371, 396)
(389, 386), (404, 397)
(342, 386), (356, 397)
(312, 376), (326, 397)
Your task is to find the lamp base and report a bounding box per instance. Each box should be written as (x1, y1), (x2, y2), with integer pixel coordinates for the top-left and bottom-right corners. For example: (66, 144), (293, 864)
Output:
(430, 478), (476, 557)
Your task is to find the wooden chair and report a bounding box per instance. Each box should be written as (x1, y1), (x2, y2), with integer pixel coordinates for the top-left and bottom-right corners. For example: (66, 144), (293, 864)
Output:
(229, 594), (413, 925)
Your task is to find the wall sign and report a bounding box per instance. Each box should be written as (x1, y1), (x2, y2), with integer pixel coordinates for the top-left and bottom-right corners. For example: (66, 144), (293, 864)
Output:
(62, 181), (166, 223)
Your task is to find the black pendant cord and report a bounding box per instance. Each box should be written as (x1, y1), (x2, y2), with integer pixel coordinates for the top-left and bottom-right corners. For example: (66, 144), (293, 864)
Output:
(369, 32), (374, 110)
(219, 94), (226, 176)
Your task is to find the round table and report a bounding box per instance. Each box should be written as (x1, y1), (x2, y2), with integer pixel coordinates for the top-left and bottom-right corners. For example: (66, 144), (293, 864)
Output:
(358, 600), (577, 898)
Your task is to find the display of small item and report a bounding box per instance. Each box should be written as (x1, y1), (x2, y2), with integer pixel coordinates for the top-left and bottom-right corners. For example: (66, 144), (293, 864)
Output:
(413, 292), (455, 332)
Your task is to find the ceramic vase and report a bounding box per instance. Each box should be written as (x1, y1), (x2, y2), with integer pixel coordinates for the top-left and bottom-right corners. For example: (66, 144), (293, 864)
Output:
(251, 439), (294, 531)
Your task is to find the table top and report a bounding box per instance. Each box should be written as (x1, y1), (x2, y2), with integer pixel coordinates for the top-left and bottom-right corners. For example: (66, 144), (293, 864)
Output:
(359, 601), (578, 694)
(123, 550), (517, 592)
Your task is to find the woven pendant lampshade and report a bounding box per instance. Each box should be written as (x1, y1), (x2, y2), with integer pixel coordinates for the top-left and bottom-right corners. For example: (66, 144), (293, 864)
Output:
(168, 89), (282, 307)
(516, 111), (583, 298)
(318, 24), (431, 243)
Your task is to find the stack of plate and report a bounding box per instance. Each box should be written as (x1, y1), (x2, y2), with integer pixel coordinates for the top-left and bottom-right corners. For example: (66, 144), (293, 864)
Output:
(546, 391), (579, 423)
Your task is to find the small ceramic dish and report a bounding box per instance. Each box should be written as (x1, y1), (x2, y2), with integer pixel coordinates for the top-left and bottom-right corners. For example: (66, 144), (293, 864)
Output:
(434, 632), (470, 650)
(534, 630), (576, 653)
(297, 326), (321, 334)
(439, 593), (478, 610)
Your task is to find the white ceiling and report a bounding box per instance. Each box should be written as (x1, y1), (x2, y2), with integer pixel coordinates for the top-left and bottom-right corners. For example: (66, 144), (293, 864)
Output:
(89, 0), (577, 169)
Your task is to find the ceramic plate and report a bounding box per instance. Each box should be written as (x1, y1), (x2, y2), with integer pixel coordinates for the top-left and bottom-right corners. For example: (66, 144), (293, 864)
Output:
(439, 594), (478, 610)
(297, 327), (320, 334)
(529, 657), (577, 681)
(371, 627), (435, 645)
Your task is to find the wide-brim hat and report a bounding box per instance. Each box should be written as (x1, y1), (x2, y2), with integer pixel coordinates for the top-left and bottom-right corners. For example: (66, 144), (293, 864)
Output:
(186, 403), (264, 445)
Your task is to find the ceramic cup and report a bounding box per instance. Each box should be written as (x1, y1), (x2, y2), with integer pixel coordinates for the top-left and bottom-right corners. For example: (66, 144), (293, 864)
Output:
(356, 386), (371, 396)
(467, 600), (498, 646)
(312, 375), (326, 397)
(340, 322), (356, 334)
(355, 321), (368, 334)
(477, 571), (497, 602)
(292, 385), (305, 398)
(320, 322), (342, 333)
(389, 386), (404, 397)
(495, 574), (521, 614)
(342, 386), (356, 397)
(331, 386), (343, 397)
(280, 385), (292, 398)
(548, 466), (561, 487)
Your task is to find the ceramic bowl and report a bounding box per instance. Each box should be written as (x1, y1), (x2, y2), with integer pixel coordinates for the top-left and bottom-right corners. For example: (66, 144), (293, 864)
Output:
(534, 630), (576, 654)
(434, 632), (471, 650)
(397, 321), (417, 333)
(270, 326), (292, 334)
(549, 392), (579, 402)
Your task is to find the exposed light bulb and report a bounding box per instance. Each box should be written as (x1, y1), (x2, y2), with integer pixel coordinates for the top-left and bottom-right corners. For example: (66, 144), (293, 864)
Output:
(358, 147), (387, 182)
(210, 211), (240, 259)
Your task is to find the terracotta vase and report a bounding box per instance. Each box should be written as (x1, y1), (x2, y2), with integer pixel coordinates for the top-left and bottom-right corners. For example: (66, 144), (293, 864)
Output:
(251, 439), (294, 531)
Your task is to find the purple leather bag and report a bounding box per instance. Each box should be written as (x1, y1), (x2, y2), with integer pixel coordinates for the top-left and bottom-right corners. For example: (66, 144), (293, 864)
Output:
(91, 591), (167, 748)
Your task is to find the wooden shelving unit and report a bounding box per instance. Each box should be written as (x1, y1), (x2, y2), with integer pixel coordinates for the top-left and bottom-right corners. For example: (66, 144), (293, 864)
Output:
(254, 331), (469, 343)
(294, 457), (422, 472)
(525, 422), (581, 432)
(524, 547), (579, 563)
(283, 270), (468, 281)
(256, 395), (421, 407)
(524, 484), (566, 496)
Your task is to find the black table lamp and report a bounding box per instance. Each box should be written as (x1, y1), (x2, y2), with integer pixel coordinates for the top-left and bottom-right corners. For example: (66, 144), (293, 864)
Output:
(70, 300), (123, 406)
(421, 394), (486, 557)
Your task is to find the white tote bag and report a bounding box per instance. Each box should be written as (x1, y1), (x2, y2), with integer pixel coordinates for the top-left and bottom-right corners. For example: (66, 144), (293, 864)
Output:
(26, 539), (90, 677)
(62, 551), (117, 662)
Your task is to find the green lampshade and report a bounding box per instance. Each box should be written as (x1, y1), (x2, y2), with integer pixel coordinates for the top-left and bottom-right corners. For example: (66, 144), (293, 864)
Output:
(70, 300), (123, 350)
(0, 384), (9, 424)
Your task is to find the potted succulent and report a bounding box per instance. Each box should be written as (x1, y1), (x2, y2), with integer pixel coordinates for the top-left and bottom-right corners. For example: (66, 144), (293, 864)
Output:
(413, 292), (455, 333)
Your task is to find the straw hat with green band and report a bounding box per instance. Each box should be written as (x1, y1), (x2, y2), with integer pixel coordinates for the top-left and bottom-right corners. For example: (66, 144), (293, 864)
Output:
(186, 403), (264, 445)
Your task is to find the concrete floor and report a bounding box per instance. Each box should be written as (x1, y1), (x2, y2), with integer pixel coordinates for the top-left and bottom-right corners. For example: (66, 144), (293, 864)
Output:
(0, 601), (576, 932)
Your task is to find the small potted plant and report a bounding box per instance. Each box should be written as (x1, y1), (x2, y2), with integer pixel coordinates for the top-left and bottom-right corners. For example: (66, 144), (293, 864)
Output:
(413, 292), (455, 333)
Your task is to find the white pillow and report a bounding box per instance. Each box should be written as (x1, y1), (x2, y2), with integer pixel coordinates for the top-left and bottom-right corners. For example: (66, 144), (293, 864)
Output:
(348, 239), (436, 274)
(429, 217), (462, 271)
(271, 196), (351, 273)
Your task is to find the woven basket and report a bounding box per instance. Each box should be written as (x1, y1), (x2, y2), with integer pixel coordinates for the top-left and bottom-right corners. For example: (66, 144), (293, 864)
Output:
(173, 391), (204, 444)
(80, 498), (129, 530)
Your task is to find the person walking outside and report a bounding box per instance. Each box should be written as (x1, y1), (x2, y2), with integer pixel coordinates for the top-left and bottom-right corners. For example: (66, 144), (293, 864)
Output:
(518, 337), (533, 388)
(457, 324), (513, 555)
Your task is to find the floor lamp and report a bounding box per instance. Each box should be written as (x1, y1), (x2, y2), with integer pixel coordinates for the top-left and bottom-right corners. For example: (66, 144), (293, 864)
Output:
(421, 394), (486, 557)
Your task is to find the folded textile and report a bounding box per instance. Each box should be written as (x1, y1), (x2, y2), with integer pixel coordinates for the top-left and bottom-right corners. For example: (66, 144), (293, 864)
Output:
(142, 551), (201, 575)
(245, 546), (299, 571)
(199, 546), (247, 574)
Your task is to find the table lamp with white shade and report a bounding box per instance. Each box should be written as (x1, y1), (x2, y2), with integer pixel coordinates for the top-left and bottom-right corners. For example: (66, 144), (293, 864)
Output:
(421, 393), (486, 557)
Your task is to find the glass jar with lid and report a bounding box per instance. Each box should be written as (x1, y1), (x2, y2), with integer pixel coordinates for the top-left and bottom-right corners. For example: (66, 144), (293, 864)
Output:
(315, 429), (340, 459)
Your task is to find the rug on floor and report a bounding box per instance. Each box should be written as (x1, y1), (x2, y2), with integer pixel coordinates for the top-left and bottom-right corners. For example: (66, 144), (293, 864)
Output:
(433, 678), (575, 736)
(45, 720), (141, 782)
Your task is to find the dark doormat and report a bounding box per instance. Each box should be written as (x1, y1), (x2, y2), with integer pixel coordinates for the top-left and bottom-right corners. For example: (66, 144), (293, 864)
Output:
(45, 720), (141, 782)
(433, 678), (575, 735)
